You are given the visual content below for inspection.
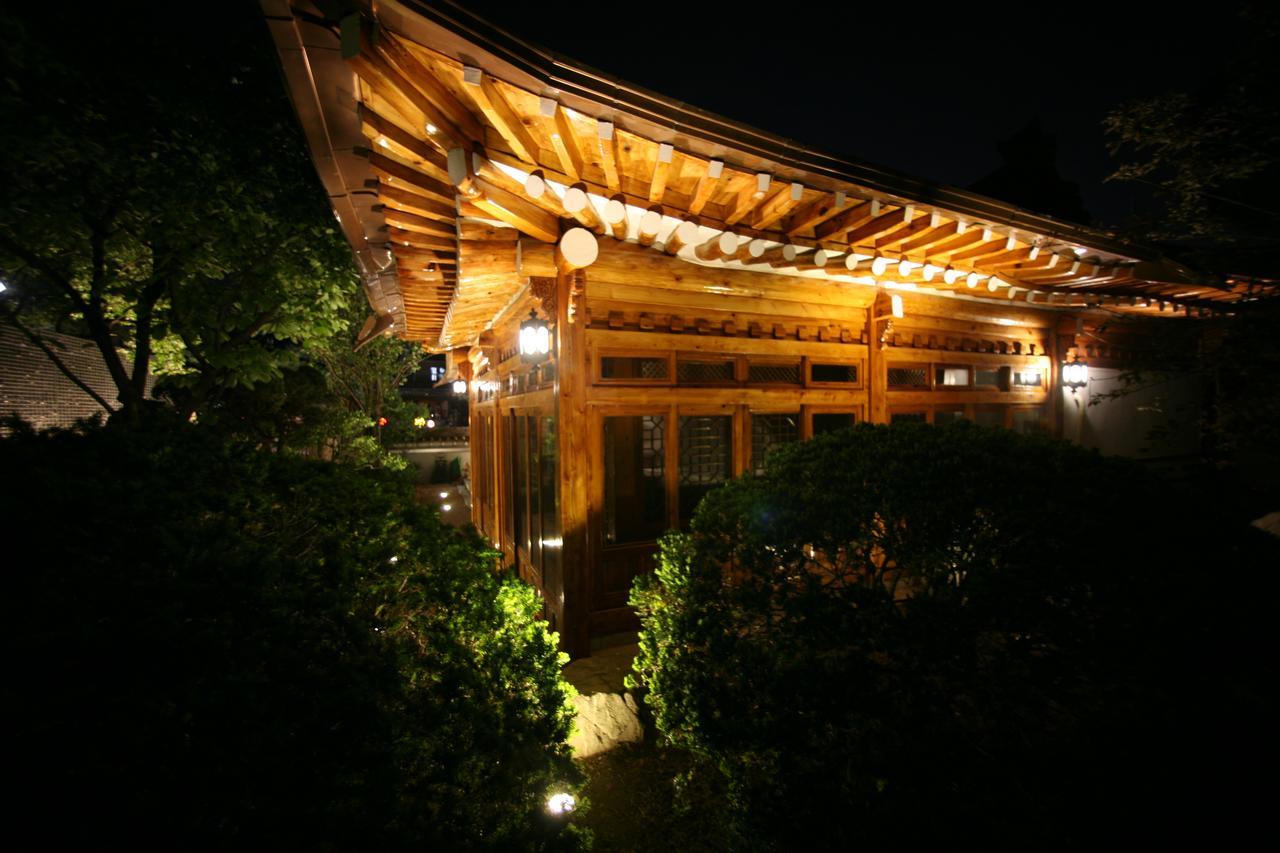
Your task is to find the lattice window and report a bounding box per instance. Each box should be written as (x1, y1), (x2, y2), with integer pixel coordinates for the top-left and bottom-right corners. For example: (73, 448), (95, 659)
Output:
(888, 366), (928, 388)
(541, 360), (557, 385)
(934, 408), (967, 425)
(601, 356), (668, 381)
(811, 363), (859, 384)
(890, 412), (927, 424)
(752, 413), (799, 475)
(641, 415), (665, 477)
(679, 416), (731, 485)
(748, 362), (801, 384)
(1011, 409), (1046, 434)
(677, 359), (735, 384)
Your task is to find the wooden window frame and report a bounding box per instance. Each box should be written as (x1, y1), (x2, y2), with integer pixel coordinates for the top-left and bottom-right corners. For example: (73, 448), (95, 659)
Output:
(746, 357), (804, 387)
(675, 353), (740, 387)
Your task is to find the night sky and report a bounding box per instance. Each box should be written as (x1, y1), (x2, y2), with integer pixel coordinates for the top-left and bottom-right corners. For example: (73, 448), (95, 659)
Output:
(456, 0), (1249, 228)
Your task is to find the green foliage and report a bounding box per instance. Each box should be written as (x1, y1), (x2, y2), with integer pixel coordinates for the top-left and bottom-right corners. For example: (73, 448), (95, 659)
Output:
(0, 4), (356, 416)
(629, 423), (1275, 847)
(1103, 5), (1279, 258)
(3, 421), (585, 849)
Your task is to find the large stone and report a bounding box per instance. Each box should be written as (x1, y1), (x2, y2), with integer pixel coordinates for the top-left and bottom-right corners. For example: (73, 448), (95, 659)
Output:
(568, 691), (644, 758)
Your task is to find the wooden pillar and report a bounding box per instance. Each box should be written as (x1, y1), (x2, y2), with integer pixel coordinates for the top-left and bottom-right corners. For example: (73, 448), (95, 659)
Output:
(866, 298), (889, 424)
(554, 251), (592, 659)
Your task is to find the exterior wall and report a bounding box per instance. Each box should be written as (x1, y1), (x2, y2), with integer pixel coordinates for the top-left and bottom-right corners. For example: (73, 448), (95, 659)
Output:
(468, 240), (1064, 657)
(1059, 368), (1203, 459)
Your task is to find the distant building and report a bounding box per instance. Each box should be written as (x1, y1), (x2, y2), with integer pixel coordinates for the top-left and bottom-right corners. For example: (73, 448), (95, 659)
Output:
(0, 325), (131, 432)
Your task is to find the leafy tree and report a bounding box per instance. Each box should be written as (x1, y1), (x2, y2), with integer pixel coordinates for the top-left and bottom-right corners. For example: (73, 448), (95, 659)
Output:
(0, 4), (355, 422)
(629, 423), (1275, 848)
(3, 419), (586, 849)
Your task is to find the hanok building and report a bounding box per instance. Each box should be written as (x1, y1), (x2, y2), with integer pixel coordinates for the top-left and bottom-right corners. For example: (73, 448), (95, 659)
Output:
(265, 0), (1262, 657)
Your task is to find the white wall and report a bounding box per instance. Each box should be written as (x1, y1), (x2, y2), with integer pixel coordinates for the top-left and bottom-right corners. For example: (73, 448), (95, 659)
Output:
(1060, 368), (1203, 459)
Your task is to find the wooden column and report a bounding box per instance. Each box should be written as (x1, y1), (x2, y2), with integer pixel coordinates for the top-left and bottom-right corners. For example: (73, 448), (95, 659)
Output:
(555, 248), (592, 659)
(867, 298), (889, 424)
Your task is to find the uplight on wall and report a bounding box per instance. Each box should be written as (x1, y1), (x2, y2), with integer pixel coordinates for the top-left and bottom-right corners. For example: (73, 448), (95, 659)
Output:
(1062, 354), (1089, 393)
(519, 311), (551, 363)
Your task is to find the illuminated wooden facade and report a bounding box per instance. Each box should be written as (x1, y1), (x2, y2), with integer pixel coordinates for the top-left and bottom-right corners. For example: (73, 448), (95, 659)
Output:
(266, 0), (1258, 656)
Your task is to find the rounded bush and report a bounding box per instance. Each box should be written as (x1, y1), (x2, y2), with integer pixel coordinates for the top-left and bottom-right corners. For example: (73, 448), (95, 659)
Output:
(630, 422), (1272, 847)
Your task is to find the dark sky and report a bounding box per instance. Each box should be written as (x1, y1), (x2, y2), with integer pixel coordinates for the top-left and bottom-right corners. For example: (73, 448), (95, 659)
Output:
(456, 0), (1249, 227)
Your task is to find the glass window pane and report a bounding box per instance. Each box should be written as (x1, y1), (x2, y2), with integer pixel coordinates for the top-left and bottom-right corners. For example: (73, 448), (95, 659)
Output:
(1013, 369), (1043, 388)
(1011, 409), (1046, 434)
(935, 366), (970, 386)
(678, 415), (732, 526)
(539, 416), (559, 578)
(974, 408), (1004, 428)
(891, 412), (927, 424)
(934, 408), (967, 425)
(752, 413), (799, 475)
(811, 363), (859, 384)
(526, 415), (541, 575)
(604, 415), (667, 544)
(974, 367), (1001, 387)
(812, 412), (856, 435)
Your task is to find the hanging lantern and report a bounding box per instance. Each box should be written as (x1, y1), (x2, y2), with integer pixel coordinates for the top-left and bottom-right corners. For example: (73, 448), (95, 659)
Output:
(519, 311), (551, 363)
(1062, 354), (1088, 392)
(452, 379), (467, 394)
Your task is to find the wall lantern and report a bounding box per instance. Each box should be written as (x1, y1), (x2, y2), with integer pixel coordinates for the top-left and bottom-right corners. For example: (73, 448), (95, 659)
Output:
(519, 311), (551, 363)
(1062, 354), (1089, 392)
(452, 379), (467, 394)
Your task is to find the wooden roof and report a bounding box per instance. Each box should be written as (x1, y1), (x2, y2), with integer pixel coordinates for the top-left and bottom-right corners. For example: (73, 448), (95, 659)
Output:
(265, 0), (1266, 350)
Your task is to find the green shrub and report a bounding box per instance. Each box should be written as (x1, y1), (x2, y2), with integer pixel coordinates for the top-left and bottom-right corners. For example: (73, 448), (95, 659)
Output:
(629, 422), (1274, 848)
(3, 420), (585, 850)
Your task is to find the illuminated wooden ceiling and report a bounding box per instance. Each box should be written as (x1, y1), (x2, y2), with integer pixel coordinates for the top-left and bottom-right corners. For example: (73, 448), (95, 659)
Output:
(288, 0), (1261, 349)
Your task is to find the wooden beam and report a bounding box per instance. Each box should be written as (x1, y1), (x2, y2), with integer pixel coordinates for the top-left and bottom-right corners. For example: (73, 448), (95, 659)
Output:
(388, 227), (455, 253)
(638, 209), (663, 247)
(689, 159), (724, 215)
(559, 228), (599, 272)
(376, 32), (486, 142)
(341, 21), (463, 151)
(899, 221), (958, 254)
(377, 183), (456, 223)
(358, 104), (450, 182)
(381, 207), (455, 239)
(664, 219), (699, 255)
(563, 182), (602, 231)
(596, 120), (622, 193)
(752, 182), (804, 230)
(725, 173), (772, 226)
(365, 149), (455, 205)
(874, 216), (933, 251)
(814, 199), (876, 242)
(462, 67), (540, 165)
(649, 142), (674, 203)
(695, 231), (738, 261)
(541, 97), (584, 180)
(784, 190), (850, 237)
(845, 207), (909, 247)
(920, 229), (984, 260)
(603, 197), (628, 239)
(451, 157), (559, 242)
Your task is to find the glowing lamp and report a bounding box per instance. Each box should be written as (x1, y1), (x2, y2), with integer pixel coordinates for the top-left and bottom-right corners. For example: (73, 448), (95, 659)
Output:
(452, 379), (467, 394)
(547, 793), (577, 815)
(1062, 354), (1089, 392)
(426, 418), (436, 429)
(519, 311), (551, 363)
(377, 417), (388, 427)
(413, 416), (427, 428)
